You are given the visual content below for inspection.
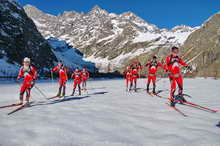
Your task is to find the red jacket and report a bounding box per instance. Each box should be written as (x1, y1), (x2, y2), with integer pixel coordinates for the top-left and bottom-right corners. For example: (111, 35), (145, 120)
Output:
(17, 66), (37, 83)
(71, 71), (82, 81)
(145, 61), (164, 74)
(132, 68), (139, 78)
(125, 71), (132, 80)
(81, 70), (90, 80)
(52, 66), (68, 81)
(165, 55), (188, 74)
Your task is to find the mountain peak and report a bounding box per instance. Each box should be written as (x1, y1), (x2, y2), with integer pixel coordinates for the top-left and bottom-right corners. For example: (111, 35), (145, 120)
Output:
(24, 4), (43, 15)
(89, 5), (108, 15)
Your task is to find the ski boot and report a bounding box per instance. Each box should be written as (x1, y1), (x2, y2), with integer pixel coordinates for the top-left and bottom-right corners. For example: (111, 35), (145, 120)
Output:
(56, 86), (62, 97)
(71, 88), (75, 96)
(61, 87), (66, 97)
(169, 97), (176, 107)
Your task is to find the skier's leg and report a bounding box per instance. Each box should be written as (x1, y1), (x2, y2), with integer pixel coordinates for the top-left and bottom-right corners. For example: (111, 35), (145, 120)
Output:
(152, 76), (156, 94)
(78, 83), (81, 95)
(129, 79), (133, 91)
(146, 76), (151, 92)
(56, 85), (62, 96)
(62, 83), (66, 96)
(134, 79), (137, 92)
(57, 79), (63, 96)
(126, 79), (128, 90)
(25, 88), (31, 105)
(170, 77), (176, 100)
(19, 84), (28, 104)
(85, 80), (87, 90)
(82, 81), (85, 90)
(176, 76), (186, 102)
(71, 82), (76, 96)
(177, 76), (183, 96)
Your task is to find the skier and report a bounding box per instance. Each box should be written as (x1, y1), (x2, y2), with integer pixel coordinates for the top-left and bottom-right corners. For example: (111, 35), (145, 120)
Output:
(71, 68), (82, 96)
(145, 55), (164, 94)
(81, 68), (90, 91)
(131, 66), (139, 92)
(51, 62), (68, 97)
(16, 57), (37, 105)
(123, 66), (132, 90)
(123, 66), (133, 91)
(165, 46), (191, 106)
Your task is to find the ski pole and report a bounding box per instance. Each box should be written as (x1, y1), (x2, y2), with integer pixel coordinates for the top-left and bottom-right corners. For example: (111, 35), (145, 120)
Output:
(51, 70), (54, 83)
(34, 85), (47, 98)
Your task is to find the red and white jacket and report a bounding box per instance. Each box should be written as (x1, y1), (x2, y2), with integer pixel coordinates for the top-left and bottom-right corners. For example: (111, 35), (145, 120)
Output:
(17, 66), (37, 83)
(145, 61), (164, 74)
(71, 71), (82, 81)
(165, 55), (188, 74)
(52, 66), (68, 81)
(81, 70), (90, 81)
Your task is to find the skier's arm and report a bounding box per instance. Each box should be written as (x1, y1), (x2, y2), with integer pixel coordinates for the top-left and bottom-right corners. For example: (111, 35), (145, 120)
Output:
(158, 62), (166, 71)
(179, 58), (189, 67)
(164, 57), (170, 72)
(32, 67), (38, 80)
(17, 67), (24, 80)
(71, 73), (74, 79)
(52, 66), (58, 72)
(145, 61), (150, 67)
(65, 68), (68, 81)
(87, 71), (90, 78)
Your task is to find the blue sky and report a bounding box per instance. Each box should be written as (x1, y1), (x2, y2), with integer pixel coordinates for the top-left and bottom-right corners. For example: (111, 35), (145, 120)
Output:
(19, 0), (220, 29)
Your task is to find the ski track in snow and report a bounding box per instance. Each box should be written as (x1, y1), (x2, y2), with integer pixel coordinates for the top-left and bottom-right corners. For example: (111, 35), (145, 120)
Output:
(0, 78), (219, 146)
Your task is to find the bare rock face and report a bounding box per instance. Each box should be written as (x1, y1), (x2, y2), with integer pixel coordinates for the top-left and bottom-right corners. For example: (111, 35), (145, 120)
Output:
(24, 4), (197, 72)
(0, 0), (56, 75)
(182, 13), (220, 77)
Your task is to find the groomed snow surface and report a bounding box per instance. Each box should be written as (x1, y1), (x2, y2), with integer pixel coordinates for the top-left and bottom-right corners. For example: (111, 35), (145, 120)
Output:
(0, 78), (219, 146)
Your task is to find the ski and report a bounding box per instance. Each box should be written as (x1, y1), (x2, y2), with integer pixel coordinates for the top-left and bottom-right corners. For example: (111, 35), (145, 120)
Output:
(152, 93), (163, 98)
(8, 104), (26, 115)
(0, 103), (22, 109)
(147, 91), (154, 97)
(47, 95), (63, 100)
(7, 102), (33, 115)
(183, 101), (218, 113)
(166, 103), (188, 117)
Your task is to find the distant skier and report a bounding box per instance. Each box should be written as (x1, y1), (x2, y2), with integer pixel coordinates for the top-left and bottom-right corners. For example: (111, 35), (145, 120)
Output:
(165, 46), (191, 106)
(123, 66), (133, 91)
(131, 66), (139, 92)
(145, 55), (164, 94)
(136, 62), (143, 77)
(123, 66), (132, 91)
(81, 68), (90, 91)
(16, 57), (37, 105)
(52, 62), (68, 97)
(71, 68), (82, 96)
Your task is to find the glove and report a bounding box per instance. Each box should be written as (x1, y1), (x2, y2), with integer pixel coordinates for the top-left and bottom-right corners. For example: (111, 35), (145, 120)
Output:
(186, 66), (192, 71)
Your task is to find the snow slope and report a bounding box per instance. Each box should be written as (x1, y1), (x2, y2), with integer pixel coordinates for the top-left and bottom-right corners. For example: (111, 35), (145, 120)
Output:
(0, 78), (219, 146)
(0, 58), (19, 77)
(48, 37), (96, 72)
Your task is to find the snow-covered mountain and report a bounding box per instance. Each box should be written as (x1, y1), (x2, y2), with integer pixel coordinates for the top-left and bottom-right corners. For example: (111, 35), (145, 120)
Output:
(0, 0), (96, 77)
(24, 5), (198, 72)
(48, 37), (95, 72)
(0, 0), (57, 76)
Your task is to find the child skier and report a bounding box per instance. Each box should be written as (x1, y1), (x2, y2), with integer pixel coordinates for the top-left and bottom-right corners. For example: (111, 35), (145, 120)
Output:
(165, 46), (191, 106)
(145, 55), (164, 94)
(123, 66), (132, 91)
(131, 66), (139, 92)
(81, 68), (90, 91)
(51, 62), (68, 97)
(71, 68), (82, 96)
(16, 57), (37, 105)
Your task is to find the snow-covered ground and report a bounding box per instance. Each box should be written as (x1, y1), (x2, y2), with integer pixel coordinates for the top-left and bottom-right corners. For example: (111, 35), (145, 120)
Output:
(0, 78), (219, 146)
